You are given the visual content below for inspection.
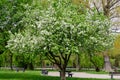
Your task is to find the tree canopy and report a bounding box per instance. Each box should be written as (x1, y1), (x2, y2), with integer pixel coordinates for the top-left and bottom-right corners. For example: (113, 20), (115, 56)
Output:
(6, 0), (114, 80)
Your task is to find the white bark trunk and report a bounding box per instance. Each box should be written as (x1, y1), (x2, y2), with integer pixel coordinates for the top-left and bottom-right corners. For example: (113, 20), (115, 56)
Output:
(103, 55), (113, 72)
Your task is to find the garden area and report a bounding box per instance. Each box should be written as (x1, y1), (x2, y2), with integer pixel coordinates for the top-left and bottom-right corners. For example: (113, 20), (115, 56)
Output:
(0, 0), (120, 80)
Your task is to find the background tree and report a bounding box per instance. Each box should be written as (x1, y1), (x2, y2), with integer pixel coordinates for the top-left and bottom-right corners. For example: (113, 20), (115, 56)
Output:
(91, 0), (120, 72)
(109, 34), (120, 68)
(73, 0), (119, 72)
(83, 11), (114, 72)
(0, 0), (33, 70)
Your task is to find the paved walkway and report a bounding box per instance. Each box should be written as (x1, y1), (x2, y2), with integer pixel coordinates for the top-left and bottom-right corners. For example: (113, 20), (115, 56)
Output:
(48, 71), (120, 79)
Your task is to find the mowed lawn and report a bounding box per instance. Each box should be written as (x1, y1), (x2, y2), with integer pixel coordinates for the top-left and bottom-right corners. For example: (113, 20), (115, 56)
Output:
(0, 70), (110, 80)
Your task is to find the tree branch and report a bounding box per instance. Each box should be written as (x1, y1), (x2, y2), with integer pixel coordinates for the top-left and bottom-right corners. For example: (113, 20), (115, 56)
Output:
(110, 0), (120, 8)
(107, 0), (111, 5)
(49, 51), (59, 64)
(102, 0), (106, 10)
(93, 2), (100, 15)
(47, 52), (62, 70)
(110, 15), (120, 19)
(46, 46), (63, 69)
(62, 54), (67, 69)
(60, 52), (65, 60)
(47, 54), (56, 64)
(47, 46), (58, 63)
(110, 5), (120, 11)
(67, 52), (72, 63)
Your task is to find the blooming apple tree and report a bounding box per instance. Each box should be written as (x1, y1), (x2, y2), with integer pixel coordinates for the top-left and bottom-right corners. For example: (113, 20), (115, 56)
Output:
(6, 0), (114, 80)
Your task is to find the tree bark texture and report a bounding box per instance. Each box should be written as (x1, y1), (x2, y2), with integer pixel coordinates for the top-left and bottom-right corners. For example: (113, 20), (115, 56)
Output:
(76, 54), (81, 71)
(46, 48), (72, 80)
(60, 70), (66, 80)
(103, 55), (113, 72)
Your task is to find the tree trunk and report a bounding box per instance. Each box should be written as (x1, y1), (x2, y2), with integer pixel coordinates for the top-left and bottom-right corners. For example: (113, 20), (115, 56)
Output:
(90, 60), (100, 72)
(76, 54), (80, 71)
(73, 61), (76, 68)
(115, 57), (119, 67)
(60, 70), (66, 80)
(95, 66), (100, 72)
(28, 62), (34, 70)
(103, 55), (113, 72)
(42, 60), (46, 68)
(9, 53), (13, 70)
(89, 55), (100, 72)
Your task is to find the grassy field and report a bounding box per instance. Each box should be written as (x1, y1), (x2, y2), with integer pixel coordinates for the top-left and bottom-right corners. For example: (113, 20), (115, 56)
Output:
(0, 70), (111, 80)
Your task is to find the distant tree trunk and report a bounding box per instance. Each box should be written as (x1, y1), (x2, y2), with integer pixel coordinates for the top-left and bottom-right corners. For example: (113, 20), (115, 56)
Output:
(89, 56), (100, 72)
(115, 59), (119, 67)
(76, 54), (81, 71)
(95, 67), (100, 72)
(115, 56), (119, 67)
(103, 55), (113, 72)
(73, 60), (76, 68)
(42, 60), (46, 68)
(28, 62), (34, 70)
(54, 64), (58, 70)
(9, 53), (13, 70)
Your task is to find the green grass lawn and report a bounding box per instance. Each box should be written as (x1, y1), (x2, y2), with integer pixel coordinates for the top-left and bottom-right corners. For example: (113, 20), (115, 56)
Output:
(0, 70), (111, 80)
